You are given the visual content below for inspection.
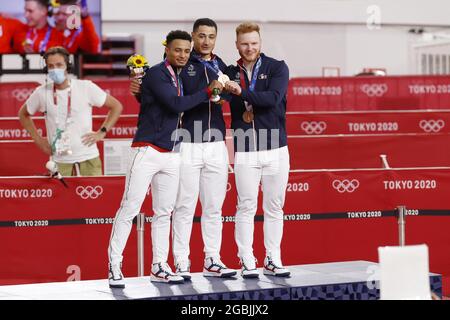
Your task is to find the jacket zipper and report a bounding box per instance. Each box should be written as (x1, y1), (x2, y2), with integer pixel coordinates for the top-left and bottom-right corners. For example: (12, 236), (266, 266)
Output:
(204, 67), (212, 142)
(239, 64), (257, 151)
(172, 113), (182, 151)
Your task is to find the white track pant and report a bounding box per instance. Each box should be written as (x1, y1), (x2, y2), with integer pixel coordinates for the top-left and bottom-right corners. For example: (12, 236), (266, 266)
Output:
(172, 141), (229, 263)
(234, 146), (290, 261)
(108, 146), (180, 266)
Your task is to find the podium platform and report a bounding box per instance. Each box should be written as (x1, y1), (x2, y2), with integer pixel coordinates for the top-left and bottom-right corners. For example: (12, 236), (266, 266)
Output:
(0, 261), (442, 300)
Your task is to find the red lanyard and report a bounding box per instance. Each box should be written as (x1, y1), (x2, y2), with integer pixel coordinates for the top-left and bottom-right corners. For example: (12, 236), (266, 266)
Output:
(238, 60), (246, 89)
(239, 68), (247, 90)
(53, 83), (72, 122)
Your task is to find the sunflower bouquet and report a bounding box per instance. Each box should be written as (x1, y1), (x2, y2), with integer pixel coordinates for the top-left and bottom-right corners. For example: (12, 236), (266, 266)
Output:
(126, 54), (149, 83)
(49, 0), (61, 15)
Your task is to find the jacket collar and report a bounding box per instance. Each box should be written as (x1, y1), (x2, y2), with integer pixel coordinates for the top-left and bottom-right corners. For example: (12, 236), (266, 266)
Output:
(237, 53), (265, 70)
(159, 60), (182, 78)
(190, 49), (218, 63)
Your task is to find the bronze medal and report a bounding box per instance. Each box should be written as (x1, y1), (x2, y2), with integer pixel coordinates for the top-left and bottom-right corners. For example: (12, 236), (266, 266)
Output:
(242, 110), (254, 123)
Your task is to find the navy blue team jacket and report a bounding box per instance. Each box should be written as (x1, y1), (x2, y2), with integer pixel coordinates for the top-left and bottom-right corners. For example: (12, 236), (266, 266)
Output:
(226, 53), (289, 152)
(179, 51), (228, 143)
(133, 61), (209, 150)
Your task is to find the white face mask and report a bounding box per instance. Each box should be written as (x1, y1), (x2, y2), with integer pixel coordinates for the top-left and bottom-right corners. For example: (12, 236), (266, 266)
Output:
(48, 68), (66, 84)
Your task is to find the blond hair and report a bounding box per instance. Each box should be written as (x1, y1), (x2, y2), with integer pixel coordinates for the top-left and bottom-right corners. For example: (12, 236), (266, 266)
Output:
(235, 22), (260, 37)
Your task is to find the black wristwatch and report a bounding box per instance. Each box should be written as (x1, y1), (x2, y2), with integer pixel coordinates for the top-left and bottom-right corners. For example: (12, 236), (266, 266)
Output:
(100, 126), (108, 133)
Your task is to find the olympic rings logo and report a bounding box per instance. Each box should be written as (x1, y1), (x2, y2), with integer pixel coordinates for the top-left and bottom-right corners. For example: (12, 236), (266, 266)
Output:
(76, 186), (103, 199)
(11, 88), (34, 102)
(332, 179), (360, 193)
(360, 84), (388, 97)
(300, 121), (327, 135)
(419, 119), (445, 133)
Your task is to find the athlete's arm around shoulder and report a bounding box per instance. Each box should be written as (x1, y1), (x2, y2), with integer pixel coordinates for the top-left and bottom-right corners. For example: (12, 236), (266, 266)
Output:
(142, 65), (217, 113)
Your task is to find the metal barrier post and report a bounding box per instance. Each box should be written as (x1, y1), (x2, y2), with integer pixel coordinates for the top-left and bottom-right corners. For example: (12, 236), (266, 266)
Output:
(397, 206), (406, 246)
(137, 213), (145, 277)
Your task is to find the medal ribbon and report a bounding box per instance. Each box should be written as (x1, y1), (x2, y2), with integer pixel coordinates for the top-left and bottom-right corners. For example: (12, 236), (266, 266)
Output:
(164, 60), (183, 96)
(25, 28), (37, 47)
(165, 60), (184, 129)
(238, 56), (262, 112)
(64, 26), (83, 49)
(193, 53), (222, 78)
(38, 26), (52, 53)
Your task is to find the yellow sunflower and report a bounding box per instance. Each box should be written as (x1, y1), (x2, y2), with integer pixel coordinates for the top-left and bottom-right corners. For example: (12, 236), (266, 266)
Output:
(127, 54), (149, 68)
(50, 0), (61, 8)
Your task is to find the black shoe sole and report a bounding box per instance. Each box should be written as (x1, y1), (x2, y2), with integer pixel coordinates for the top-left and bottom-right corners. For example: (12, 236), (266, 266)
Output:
(242, 274), (259, 279)
(109, 284), (125, 289)
(168, 279), (185, 284)
(264, 272), (291, 277)
(220, 271), (237, 278)
(275, 273), (290, 277)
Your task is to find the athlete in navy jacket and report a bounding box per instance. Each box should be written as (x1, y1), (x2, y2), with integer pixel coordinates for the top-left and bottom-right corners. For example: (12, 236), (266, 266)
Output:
(107, 30), (223, 288)
(132, 59), (211, 151)
(226, 52), (288, 152)
(179, 49), (228, 142)
(224, 22), (291, 279)
(171, 19), (236, 280)
(129, 19), (237, 280)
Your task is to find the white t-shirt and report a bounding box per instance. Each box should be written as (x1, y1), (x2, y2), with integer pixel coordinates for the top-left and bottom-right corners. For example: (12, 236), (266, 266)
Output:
(25, 79), (107, 163)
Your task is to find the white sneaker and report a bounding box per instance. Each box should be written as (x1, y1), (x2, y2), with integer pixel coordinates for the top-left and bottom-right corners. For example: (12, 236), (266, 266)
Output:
(175, 260), (192, 281)
(150, 262), (184, 284)
(203, 257), (237, 278)
(263, 256), (290, 277)
(108, 263), (125, 288)
(239, 257), (259, 279)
